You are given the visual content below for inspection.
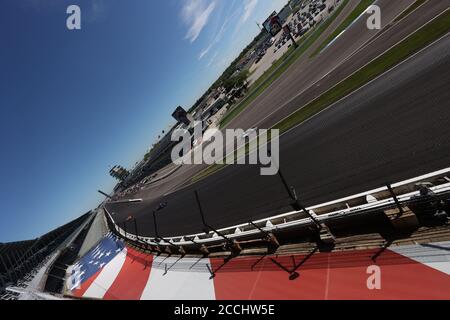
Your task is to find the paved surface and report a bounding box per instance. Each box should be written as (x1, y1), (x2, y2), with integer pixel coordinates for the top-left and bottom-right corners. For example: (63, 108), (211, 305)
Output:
(228, 0), (438, 131)
(248, 0), (347, 85)
(125, 0), (424, 204)
(106, 34), (450, 237)
(78, 209), (108, 258)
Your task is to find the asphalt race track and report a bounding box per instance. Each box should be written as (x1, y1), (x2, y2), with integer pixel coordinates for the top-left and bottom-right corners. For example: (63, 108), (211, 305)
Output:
(127, 0), (447, 202)
(106, 33), (450, 238)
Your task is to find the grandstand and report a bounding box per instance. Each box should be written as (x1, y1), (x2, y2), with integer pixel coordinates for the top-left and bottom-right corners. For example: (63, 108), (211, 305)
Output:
(0, 212), (92, 300)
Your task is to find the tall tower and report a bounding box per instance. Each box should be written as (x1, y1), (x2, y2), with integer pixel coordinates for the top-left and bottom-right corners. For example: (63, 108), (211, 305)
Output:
(109, 165), (130, 181)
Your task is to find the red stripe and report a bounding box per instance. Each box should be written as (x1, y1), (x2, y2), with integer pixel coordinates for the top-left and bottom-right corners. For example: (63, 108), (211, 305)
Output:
(103, 247), (153, 300)
(327, 249), (450, 300)
(211, 255), (328, 300)
(71, 269), (102, 298)
(211, 249), (450, 300)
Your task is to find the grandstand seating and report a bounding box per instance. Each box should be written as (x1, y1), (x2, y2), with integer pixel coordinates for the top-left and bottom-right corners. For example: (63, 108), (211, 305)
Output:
(0, 212), (92, 299)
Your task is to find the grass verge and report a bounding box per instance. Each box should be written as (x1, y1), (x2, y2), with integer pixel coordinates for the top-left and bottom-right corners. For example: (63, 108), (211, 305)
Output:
(275, 9), (450, 133)
(393, 0), (429, 24)
(191, 9), (450, 184)
(311, 0), (375, 58)
(219, 0), (351, 128)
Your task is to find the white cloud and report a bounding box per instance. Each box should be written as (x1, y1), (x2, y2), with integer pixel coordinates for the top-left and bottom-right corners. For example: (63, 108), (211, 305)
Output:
(241, 0), (259, 24)
(198, 12), (236, 60)
(231, 0), (259, 38)
(199, 47), (211, 60)
(181, 0), (217, 43)
(207, 51), (219, 67)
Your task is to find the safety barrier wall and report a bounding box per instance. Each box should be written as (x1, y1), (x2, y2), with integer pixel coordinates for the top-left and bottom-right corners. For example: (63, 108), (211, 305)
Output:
(104, 168), (450, 250)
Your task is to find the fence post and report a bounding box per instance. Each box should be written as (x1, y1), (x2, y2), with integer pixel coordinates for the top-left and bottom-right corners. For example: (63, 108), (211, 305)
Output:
(276, 168), (335, 245)
(277, 169), (322, 228)
(387, 183), (404, 215)
(134, 218), (139, 241)
(153, 205), (186, 255)
(249, 221), (280, 249)
(123, 221), (127, 239)
(195, 190), (242, 254)
(188, 237), (209, 256)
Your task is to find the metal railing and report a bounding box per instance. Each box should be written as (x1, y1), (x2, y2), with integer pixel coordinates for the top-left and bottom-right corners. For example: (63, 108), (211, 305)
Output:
(104, 168), (450, 255)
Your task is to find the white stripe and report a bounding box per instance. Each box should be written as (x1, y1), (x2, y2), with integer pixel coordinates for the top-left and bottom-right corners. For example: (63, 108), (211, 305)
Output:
(140, 257), (215, 300)
(390, 241), (450, 275)
(65, 265), (75, 292)
(424, 262), (450, 275)
(82, 247), (128, 299)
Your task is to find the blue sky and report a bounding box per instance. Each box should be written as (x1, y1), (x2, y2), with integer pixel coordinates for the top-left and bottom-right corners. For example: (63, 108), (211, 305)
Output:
(0, 0), (287, 242)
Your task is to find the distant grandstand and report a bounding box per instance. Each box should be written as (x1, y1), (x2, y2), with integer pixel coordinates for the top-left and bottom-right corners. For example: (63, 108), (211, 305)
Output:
(0, 212), (92, 300)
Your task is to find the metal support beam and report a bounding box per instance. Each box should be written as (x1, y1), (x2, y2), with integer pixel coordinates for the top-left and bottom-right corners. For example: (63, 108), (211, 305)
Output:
(130, 218), (154, 252)
(269, 247), (318, 281)
(195, 191), (241, 254)
(134, 219), (140, 241)
(387, 183), (404, 215)
(186, 237), (209, 256)
(251, 255), (267, 271)
(249, 221), (280, 248)
(206, 255), (234, 280)
(274, 160), (335, 244)
(123, 221), (127, 238)
(153, 206), (186, 255)
(277, 169), (322, 229)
